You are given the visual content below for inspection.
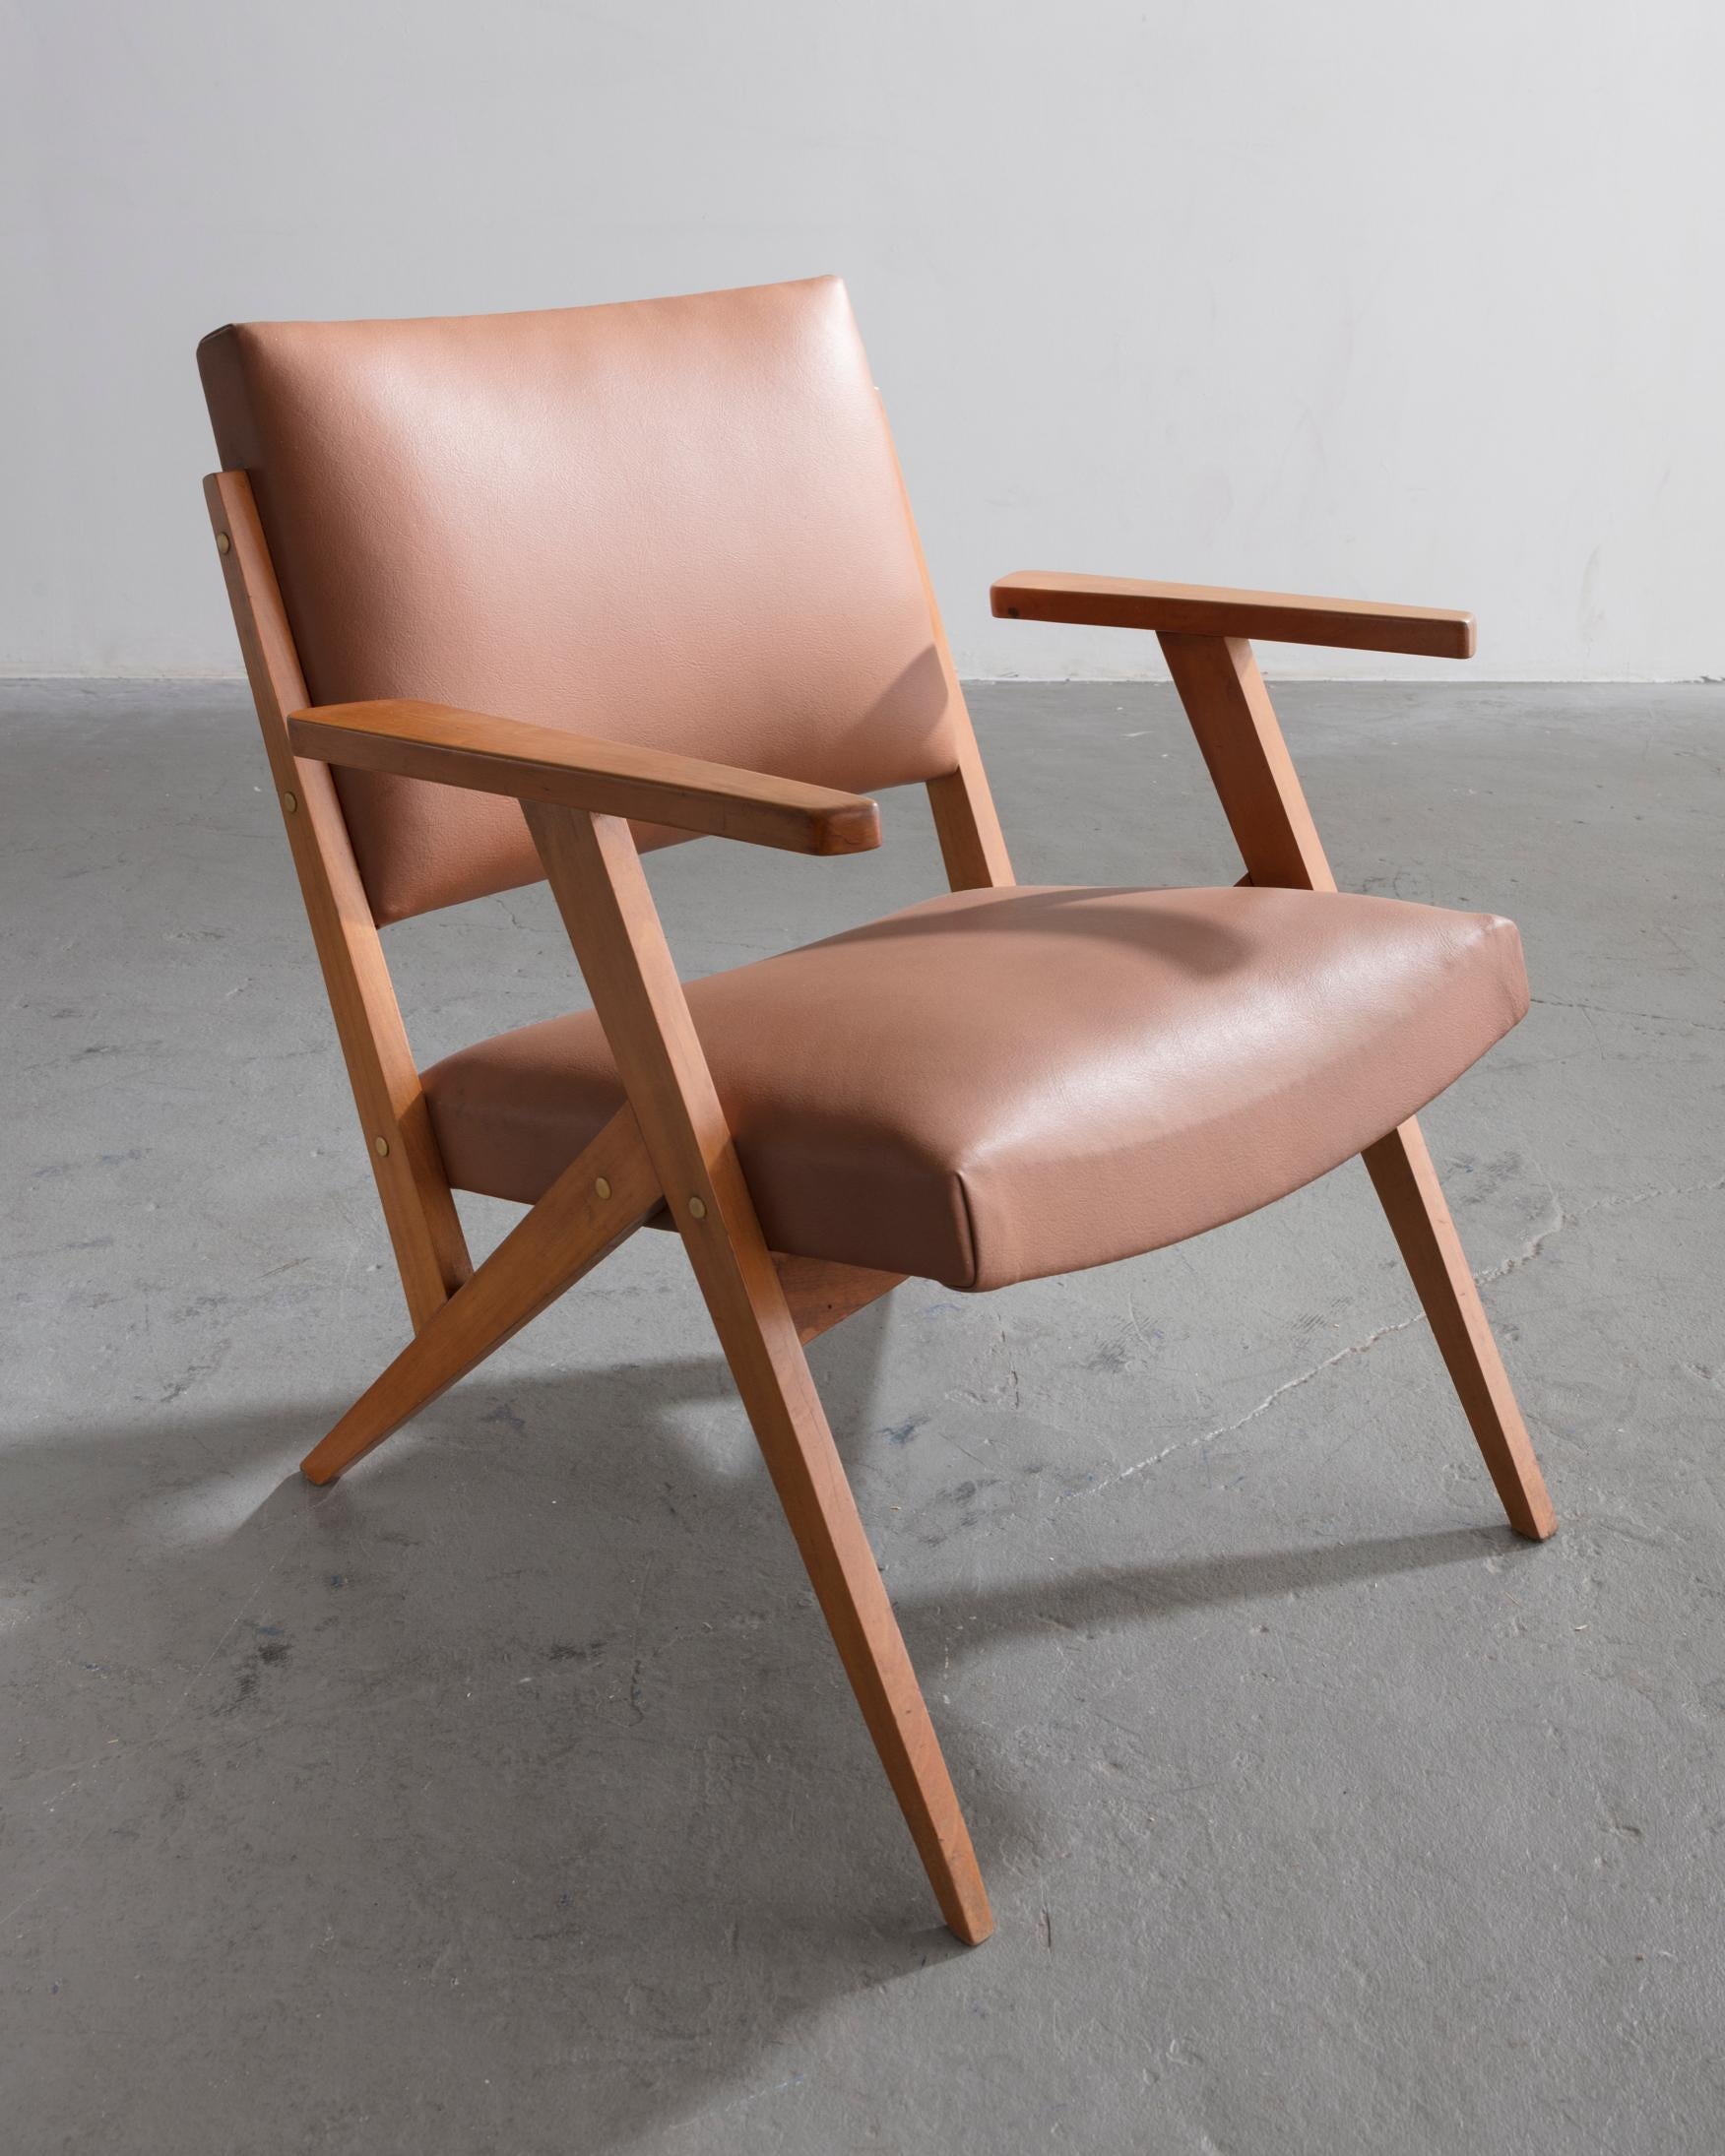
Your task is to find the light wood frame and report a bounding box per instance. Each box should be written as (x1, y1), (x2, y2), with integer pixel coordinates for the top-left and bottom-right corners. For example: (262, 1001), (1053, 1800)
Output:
(206, 470), (1554, 1946)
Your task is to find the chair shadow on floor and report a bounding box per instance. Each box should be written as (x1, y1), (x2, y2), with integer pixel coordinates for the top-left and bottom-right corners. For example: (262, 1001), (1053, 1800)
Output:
(6, 1297), (1540, 2150)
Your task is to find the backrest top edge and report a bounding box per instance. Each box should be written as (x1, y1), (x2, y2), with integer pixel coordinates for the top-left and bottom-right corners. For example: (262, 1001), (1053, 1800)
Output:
(198, 274), (847, 350)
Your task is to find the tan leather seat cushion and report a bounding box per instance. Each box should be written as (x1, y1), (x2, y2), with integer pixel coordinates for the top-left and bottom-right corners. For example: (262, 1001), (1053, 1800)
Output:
(422, 884), (1528, 1292)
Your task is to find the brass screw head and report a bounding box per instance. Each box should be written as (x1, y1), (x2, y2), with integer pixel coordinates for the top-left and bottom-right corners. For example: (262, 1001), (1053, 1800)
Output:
(688, 1196), (707, 1220)
(594, 1176), (611, 1200)
(374, 1136), (390, 1159)
(282, 791), (298, 814)
(216, 533), (231, 555)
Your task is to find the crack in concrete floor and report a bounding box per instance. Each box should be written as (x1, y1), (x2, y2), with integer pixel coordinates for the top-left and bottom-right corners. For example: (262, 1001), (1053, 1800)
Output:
(1072, 1172), (1725, 1500)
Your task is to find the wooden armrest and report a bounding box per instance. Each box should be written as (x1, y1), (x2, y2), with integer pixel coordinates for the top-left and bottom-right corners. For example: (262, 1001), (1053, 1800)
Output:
(286, 700), (882, 857)
(990, 572), (1475, 660)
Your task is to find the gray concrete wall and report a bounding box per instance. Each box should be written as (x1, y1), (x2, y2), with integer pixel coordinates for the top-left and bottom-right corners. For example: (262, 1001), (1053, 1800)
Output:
(4, 0), (1723, 682)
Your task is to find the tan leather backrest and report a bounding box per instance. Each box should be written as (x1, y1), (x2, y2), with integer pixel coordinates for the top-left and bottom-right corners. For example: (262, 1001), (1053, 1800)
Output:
(199, 278), (962, 923)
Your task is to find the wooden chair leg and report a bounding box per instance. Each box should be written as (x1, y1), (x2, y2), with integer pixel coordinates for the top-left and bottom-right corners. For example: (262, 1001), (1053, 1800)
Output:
(526, 800), (993, 1943)
(1363, 1117), (1557, 1541)
(701, 1246), (994, 1942)
(301, 1105), (660, 1485)
(209, 473), (473, 1333)
(1157, 633), (1557, 1541)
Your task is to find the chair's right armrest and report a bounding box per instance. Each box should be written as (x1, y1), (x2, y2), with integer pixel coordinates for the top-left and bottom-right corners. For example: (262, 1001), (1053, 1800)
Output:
(990, 571), (1476, 660)
(287, 700), (882, 858)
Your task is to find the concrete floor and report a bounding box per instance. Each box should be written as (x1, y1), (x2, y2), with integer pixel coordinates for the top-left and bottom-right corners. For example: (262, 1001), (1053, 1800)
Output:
(4, 676), (1721, 2154)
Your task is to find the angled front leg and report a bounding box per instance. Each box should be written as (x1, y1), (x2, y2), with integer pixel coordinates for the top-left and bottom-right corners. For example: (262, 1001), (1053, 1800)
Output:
(525, 801), (992, 1945)
(301, 1105), (660, 1485)
(1363, 1122), (1555, 1540)
(1159, 631), (1556, 1540)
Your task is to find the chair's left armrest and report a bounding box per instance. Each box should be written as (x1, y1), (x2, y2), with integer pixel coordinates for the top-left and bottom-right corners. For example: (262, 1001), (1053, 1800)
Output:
(287, 700), (882, 857)
(990, 571), (1475, 661)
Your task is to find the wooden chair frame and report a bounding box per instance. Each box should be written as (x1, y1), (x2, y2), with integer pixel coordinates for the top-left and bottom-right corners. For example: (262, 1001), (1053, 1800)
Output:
(206, 470), (1554, 1947)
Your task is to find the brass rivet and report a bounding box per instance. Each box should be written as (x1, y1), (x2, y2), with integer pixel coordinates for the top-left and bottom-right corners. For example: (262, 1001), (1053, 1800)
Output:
(216, 533), (231, 555)
(374, 1136), (390, 1159)
(594, 1175), (611, 1200)
(687, 1196), (707, 1220)
(282, 791), (298, 814)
